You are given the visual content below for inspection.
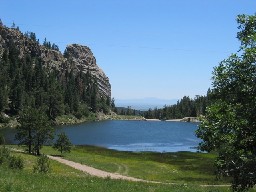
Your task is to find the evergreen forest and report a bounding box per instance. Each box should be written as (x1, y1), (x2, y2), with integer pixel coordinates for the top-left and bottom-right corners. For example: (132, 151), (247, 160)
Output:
(144, 92), (211, 120)
(0, 24), (112, 124)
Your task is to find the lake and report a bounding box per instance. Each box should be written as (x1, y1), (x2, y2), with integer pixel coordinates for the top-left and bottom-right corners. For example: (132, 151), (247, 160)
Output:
(1, 120), (201, 153)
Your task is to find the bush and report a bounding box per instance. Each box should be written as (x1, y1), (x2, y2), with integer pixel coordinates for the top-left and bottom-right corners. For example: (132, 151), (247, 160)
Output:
(0, 147), (10, 164)
(33, 154), (50, 173)
(74, 103), (90, 119)
(0, 114), (9, 124)
(0, 133), (5, 145)
(8, 155), (24, 169)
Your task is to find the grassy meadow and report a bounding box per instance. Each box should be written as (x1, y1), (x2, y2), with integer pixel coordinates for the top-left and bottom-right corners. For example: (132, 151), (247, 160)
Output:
(0, 145), (248, 192)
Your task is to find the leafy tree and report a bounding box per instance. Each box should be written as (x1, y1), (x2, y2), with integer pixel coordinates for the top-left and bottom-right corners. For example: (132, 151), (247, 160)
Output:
(53, 132), (72, 154)
(16, 107), (54, 155)
(196, 14), (256, 192)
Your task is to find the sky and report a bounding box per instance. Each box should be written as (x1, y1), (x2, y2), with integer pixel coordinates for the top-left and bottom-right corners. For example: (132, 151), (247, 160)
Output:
(0, 0), (255, 100)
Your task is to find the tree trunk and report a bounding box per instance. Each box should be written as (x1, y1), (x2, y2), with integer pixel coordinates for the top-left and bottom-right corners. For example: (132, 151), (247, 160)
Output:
(36, 138), (40, 156)
(28, 130), (31, 154)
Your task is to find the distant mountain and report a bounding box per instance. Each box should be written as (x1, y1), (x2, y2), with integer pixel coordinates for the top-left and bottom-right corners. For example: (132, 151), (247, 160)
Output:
(115, 98), (178, 110)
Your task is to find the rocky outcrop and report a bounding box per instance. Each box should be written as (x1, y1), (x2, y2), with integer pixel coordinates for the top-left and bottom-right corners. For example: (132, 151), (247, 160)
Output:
(64, 44), (111, 98)
(0, 25), (111, 98)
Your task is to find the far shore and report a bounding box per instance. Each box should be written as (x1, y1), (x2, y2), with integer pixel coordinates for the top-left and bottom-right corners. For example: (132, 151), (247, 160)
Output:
(145, 118), (200, 122)
(0, 113), (200, 129)
(145, 119), (161, 121)
(165, 119), (183, 122)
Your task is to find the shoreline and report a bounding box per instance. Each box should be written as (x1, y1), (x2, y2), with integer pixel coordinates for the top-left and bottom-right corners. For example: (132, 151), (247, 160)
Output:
(165, 119), (183, 122)
(144, 119), (161, 121)
(0, 113), (200, 129)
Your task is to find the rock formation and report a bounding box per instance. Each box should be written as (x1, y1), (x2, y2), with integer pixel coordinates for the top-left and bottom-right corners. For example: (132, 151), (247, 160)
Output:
(64, 44), (111, 98)
(0, 25), (111, 99)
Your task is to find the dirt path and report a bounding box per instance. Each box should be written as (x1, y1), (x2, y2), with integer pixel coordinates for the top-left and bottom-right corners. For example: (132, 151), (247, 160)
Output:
(48, 155), (161, 183)
(10, 148), (160, 183)
(48, 155), (231, 187)
(11, 148), (230, 187)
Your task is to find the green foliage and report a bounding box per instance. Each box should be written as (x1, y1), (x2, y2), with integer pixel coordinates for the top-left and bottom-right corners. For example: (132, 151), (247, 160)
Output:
(0, 147), (10, 164)
(0, 146), (233, 192)
(0, 114), (9, 124)
(0, 148), (23, 170)
(110, 98), (117, 112)
(33, 154), (50, 173)
(16, 107), (54, 155)
(8, 155), (24, 170)
(0, 133), (5, 145)
(0, 23), (111, 122)
(144, 94), (210, 119)
(0, 51), (10, 92)
(41, 145), (230, 186)
(43, 38), (59, 51)
(98, 96), (110, 114)
(74, 103), (90, 119)
(53, 132), (72, 154)
(196, 14), (256, 192)
(43, 38), (51, 49)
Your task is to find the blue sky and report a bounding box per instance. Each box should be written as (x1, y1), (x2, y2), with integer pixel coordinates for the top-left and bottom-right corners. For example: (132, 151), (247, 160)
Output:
(0, 0), (255, 100)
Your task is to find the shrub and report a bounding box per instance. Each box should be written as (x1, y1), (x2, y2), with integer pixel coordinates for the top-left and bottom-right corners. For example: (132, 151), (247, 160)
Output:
(0, 147), (10, 164)
(33, 154), (50, 173)
(0, 114), (9, 124)
(0, 133), (5, 145)
(8, 155), (24, 169)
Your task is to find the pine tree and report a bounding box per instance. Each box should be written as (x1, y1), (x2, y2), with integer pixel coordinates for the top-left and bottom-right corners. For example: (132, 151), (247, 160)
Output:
(53, 132), (72, 154)
(16, 107), (54, 155)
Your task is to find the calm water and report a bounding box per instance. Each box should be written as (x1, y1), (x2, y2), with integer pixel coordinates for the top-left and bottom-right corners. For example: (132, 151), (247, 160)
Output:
(1, 120), (200, 152)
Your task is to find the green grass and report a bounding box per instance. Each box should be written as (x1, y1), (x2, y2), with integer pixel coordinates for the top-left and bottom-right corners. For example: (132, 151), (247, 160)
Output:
(41, 145), (230, 185)
(0, 164), (231, 192)
(3, 145), (254, 191)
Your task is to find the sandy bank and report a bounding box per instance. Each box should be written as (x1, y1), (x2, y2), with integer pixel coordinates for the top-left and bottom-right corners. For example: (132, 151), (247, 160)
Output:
(145, 119), (161, 121)
(165, 119), (183, 122)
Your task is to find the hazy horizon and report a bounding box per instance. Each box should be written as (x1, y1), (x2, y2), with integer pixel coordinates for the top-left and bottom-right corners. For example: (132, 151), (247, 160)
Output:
(115, 97), (178, 110)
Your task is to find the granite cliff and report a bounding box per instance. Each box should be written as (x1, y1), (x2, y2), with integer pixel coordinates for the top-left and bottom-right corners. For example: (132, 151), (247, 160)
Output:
(0, 24), (111, 99)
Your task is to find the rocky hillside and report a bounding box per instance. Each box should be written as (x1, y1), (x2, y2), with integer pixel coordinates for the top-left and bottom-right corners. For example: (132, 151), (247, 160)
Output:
(0, 25), (111, 99)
